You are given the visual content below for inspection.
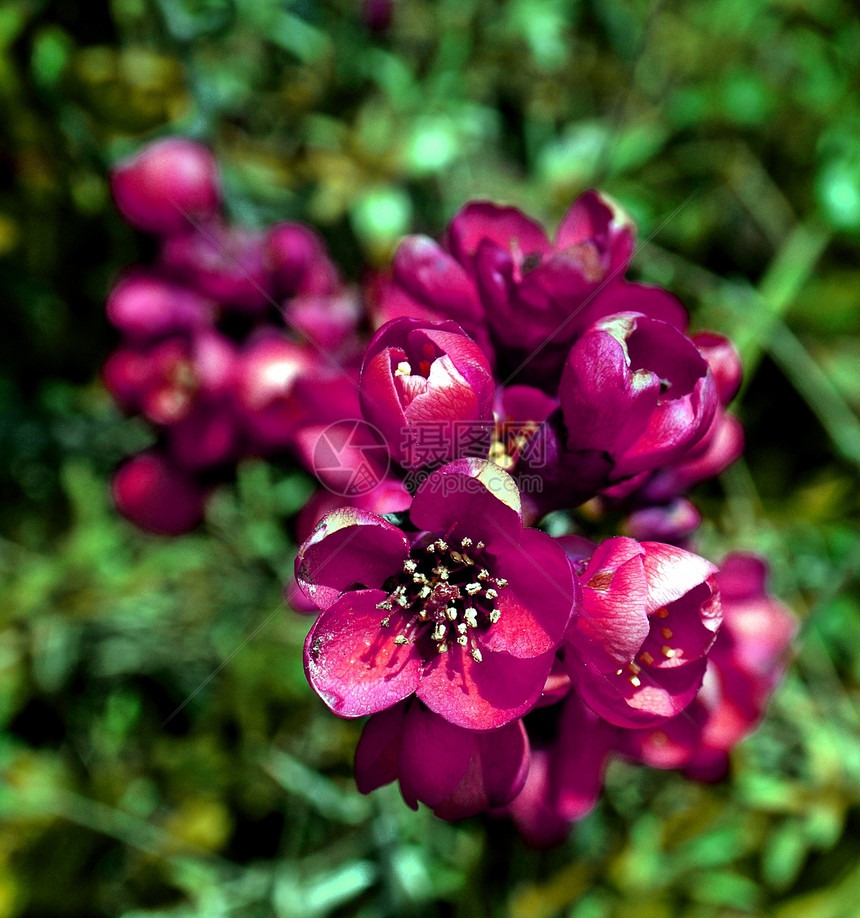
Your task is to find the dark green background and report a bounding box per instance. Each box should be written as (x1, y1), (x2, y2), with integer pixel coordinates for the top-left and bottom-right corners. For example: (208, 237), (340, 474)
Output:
(2, 1), (860, 915)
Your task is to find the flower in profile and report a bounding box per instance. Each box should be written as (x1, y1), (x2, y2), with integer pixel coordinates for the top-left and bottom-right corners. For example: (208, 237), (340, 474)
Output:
(355, 699), (530, 819)
(624, 553), (795, 780)
(503, 691), (618, 847)
(297, 459), (578, 730)
(566, 536), (721, 728)
(359, 318), (495, 470)
(559, 312), (718, 480)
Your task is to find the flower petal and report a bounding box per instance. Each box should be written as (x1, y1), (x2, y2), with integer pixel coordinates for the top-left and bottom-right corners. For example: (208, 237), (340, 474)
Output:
(355, 701), (408, 794)
(483, 529), (578, 657)
(409, 459), (522, 545)
(418, 644), (553, 730)
(304, 590), (422, 717)
(296, 508), (410, 611)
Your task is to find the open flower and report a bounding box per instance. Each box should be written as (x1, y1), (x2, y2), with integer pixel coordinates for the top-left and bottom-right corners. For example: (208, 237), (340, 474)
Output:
(297, 459), (579, 730)
(566, 537), (721, 728)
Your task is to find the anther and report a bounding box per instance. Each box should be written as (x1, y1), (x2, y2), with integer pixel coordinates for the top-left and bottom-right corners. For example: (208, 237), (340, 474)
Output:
(661, 627), (673, 640)
(628, 675), (642, 687)
(465, 583), (481, 595)
(457, 635), (468, 646)
(394, 361), (412, 377)
(437, 643), (448, 653)
(485, 589), (498, 600)
(661, 645), (676, 658)
(446, 606), (458, 620)
(394, 635), (409, 645)
(435, 540), (448, 552)
(460, 537), (472, 548)
(640, 651), (654, 665)
(464, 609), (478, 628)
(457, 622), (468, 634)
(657, 608), (669, 619)
(403, 559), (417, 573)
(475, 541), (486, 550)
(471, 647), (483, 662)
(432, 624), (446, 641)
(477, 569), (489, 580)
(628, 662), (641, 676)
(488, 610), (501, 624)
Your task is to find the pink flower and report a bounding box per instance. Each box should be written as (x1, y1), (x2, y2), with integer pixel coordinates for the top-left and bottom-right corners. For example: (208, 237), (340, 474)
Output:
(559, 312), (718, 480)
(297, 460), (579, 730)
(567, 537), (721, 728)
(359, 318), (495, 469)
(112, 450), (207, 535)
(111, 138), (220, 236)
(625, 553), (795, 779)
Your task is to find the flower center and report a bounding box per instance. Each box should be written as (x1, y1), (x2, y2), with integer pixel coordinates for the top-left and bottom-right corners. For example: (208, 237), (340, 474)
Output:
(375, 536), (508, 662)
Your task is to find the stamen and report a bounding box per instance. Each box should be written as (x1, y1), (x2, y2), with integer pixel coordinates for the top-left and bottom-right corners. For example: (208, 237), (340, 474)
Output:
(661, 627), (673, 640)
(657, 607), (669, 619)
(477, 569), (489, 580)
(460, 537), (472, 548)
(475, 541), (486, 550)
(488, 609), (501, 624)
(403, 559), (417, 573)
(394, 635), (409, 645)
(640, 651), (655, 665)
(394, 361), (412, 377)
(471, 647), (483, 662)
(485, 588), (498, 600)
(661, 645), (676, 658)
(446, 606), (458, 620)
(628, 675), (642, 687)
(465, 583), (481, 595)
(457, 635), (468, 646)
(437, 643), (448, 653)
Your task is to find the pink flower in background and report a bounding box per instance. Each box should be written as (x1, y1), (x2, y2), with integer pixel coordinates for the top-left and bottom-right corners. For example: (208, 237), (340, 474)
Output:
(111, 138), (220, 236)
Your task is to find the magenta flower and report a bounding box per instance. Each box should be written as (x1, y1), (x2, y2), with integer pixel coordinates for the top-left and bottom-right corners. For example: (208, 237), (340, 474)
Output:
(559, 312), (718, 480)
(359, 318), (495, 469)
(297, 460), (578, 730)
(566, 537), (721, 728)
(111, 138), (220, 237)
(106, 271), (214, 341)
(624, 553), (795, 780)
(112, 450), (207, 535)
(355, 700), (529, 819)
(263, 222), (341, 298)
(160, 221), (273, 315)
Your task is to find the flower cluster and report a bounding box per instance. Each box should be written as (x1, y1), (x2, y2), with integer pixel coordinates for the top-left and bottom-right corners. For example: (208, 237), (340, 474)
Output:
(105, 138), (794, 843)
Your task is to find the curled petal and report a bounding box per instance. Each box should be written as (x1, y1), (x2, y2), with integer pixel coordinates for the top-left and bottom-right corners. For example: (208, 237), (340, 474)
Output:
(296, 509), (410, 610)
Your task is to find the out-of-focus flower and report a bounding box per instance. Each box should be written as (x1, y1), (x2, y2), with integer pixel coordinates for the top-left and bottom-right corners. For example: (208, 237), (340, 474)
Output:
(297, 460), (578, 730)
(112, 450), (207, 535)
(106, 271), (214, 341)
(111, 138), (220, 236)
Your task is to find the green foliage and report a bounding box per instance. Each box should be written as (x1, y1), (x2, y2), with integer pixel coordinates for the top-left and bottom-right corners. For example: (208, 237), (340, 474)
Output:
(2, 0), (860, 915)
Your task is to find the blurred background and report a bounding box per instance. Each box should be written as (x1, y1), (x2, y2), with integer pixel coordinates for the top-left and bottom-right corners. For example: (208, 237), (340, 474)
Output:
(2, 0), (860, 915)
